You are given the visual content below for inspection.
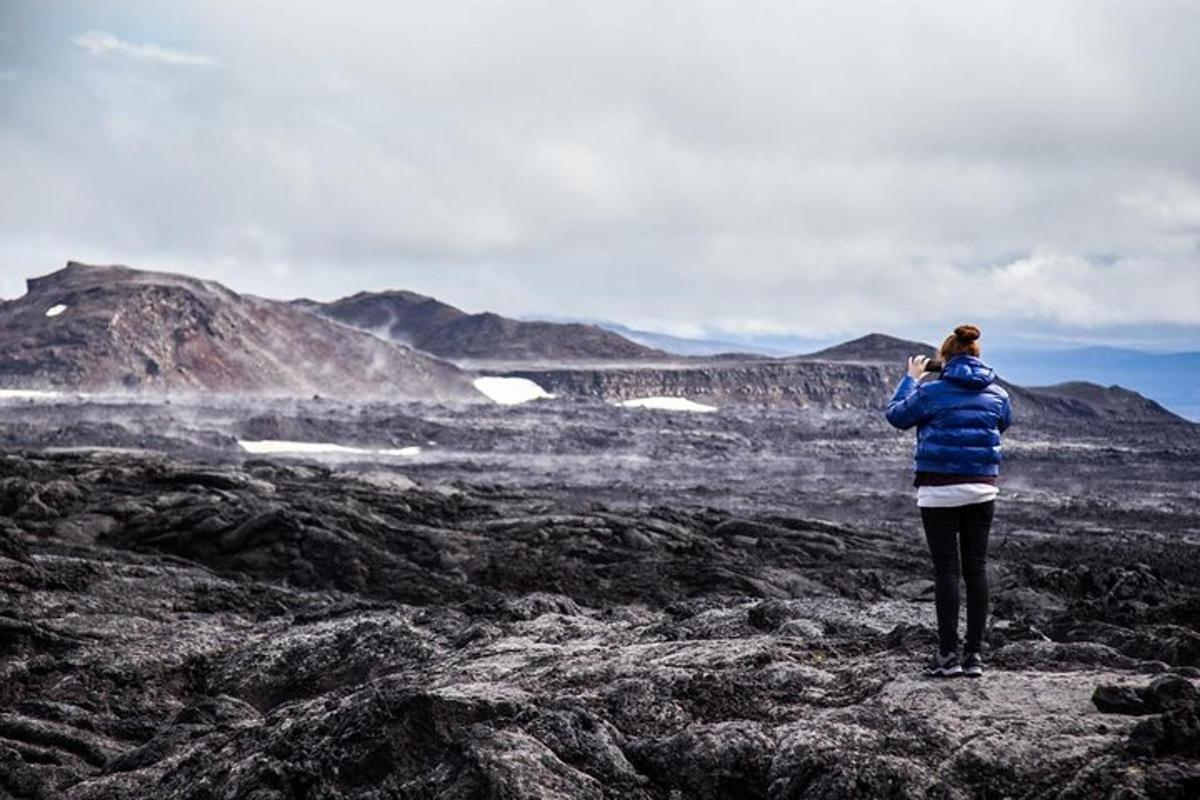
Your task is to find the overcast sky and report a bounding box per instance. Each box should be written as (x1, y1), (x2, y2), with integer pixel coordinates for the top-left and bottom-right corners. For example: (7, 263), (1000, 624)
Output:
(1, 1), (1198, 349)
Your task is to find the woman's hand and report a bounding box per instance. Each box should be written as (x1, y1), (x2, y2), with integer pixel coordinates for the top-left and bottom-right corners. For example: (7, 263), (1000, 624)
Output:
(906, 355), (930, 380)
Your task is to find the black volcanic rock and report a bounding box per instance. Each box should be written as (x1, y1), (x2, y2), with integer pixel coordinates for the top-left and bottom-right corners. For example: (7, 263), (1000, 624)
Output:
(1094, 675), (1199, 715)
(0, 262), (482, 400)
(2, 441), (1199, 799)
(305, 289), (669, 362)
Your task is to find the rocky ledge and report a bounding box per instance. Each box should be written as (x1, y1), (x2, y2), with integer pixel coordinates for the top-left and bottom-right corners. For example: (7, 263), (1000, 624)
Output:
(2, 449), (1198, 798)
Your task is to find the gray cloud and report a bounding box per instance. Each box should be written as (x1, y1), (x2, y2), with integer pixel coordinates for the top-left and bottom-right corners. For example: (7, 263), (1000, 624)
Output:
(0, 0), (1198, 347)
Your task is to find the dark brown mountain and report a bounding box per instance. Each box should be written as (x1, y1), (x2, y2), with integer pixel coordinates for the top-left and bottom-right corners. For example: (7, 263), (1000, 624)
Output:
(798, 332), (936, 362)
(303, 290), (669, 363)
(0, 262), (482, 400)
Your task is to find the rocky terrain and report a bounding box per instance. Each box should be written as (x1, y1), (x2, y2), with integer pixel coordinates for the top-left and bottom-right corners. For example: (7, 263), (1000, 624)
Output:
(301, 289), (667, 364)
(500, 354), (1184, 425)
(1, 390), (1199, 799)
(1, 264), (1197, 797)
(503, 359), (898, 411)
(0, 263), (480, 401)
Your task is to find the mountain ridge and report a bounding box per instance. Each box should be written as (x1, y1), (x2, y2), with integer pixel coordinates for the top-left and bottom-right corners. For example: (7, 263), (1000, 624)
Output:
(0, 263), (1188, 424)
(795, 332), (936, 363)
(305, 290), (670, 363)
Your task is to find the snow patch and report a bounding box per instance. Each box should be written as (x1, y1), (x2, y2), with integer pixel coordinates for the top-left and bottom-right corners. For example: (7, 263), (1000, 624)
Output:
(45, 304), (68, 317)
(377, 446), (423, 457)
(619, 396), (719, 413)
(473, 376), (553, 405)
(0, 389), (65, 401)
(238, 440), (423, 457)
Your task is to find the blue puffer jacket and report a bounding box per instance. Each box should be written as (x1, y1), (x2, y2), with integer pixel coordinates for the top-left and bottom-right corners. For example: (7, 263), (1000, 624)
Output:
(885, 355), (1012, 476)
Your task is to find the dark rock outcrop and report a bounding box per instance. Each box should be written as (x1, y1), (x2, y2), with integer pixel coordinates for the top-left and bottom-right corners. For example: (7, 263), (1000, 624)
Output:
(504, 360), (896, 409)
(501, 357), (1188, 423)
(1093, 675), (1198, 715)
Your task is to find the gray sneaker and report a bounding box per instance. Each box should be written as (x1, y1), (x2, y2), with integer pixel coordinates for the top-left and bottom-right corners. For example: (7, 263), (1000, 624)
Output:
(962, 651), (984, 678)
(926, 650), (962, 678)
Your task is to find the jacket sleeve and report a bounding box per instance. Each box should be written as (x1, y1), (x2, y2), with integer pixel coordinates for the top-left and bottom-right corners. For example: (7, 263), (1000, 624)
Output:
(885, 374), (932, 430)
(998, 394), (1013, 433)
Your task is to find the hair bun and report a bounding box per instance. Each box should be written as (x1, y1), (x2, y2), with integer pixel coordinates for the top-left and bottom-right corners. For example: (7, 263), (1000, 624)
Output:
(954, 324), (981, 343)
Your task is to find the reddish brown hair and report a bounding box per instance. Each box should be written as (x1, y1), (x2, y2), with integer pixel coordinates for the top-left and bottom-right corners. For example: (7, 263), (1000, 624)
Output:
(939, 324), (982, 362)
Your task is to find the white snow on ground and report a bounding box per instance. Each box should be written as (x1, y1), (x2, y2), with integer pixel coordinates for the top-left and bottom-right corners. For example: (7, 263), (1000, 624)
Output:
(45, 304), (68, 317)
(377, 446), (423, 457)
(238, 440), (423, 457)
(0, 389), (66, 401)
(619, 397), (719, 413)
(473, 376), (553, 405)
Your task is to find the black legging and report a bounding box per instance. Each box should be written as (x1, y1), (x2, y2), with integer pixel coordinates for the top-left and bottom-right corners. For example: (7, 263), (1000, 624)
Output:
(920, 500), (994, 654)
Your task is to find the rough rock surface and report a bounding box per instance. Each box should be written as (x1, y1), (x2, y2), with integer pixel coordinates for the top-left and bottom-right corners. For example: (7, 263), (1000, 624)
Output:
(2, 391), (1199, 798)
(0, 263), (480, 401)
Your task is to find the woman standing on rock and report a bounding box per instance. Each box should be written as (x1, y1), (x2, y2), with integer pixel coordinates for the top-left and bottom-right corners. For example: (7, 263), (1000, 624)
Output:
(885, 324), (1012, 678)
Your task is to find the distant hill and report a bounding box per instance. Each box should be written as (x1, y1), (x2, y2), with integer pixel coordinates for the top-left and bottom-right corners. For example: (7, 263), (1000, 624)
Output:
(591, 322), (786, 357)
(519, 317), (789, 357)
(0, 262), (481, 400)
(793, 334), (1188, 423)
(303, 291), (668, 363)
(501, 330), (1189, 424)
(797, 333), (936, 363)
(989, 346), (1200, 422)
(525, 314), (840, 357)
(1005, 380), (1182, 422)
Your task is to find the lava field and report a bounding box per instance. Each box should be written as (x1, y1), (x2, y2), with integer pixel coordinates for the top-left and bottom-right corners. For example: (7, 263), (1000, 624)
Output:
(2, 396), (1199, 798)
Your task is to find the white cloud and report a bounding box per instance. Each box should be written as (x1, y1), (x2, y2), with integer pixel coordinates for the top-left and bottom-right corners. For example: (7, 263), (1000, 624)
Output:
(0, 71), (15, 82)
(72, 30), (218, 67)
(0, 3), (1193, 349)
(1120, 179), (1200, 234)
